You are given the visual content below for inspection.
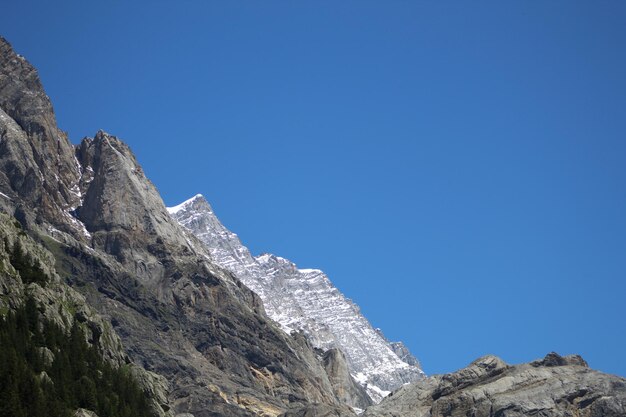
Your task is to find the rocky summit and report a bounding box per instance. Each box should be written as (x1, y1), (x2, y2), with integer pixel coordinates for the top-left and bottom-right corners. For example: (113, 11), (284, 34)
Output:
(0, 35), (625, 417)
(167, 194), (424, 404)
(364, 352), (626, 417)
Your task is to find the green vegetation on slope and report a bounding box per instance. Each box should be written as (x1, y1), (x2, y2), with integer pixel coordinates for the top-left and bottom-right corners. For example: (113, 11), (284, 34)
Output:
(0, 295), (156, 417)
(0, 232), (157, 417)
(6, 238), (49, 286)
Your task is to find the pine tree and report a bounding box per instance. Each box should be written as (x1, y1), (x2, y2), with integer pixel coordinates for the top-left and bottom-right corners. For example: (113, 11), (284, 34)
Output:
(0, 297), (157, 417)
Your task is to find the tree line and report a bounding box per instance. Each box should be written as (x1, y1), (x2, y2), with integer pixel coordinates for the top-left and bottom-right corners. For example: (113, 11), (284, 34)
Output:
(0, 236), (157, 417)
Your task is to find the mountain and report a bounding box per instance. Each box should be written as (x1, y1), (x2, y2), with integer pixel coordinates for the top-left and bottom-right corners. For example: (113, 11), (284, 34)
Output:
(167, 194), (424, 403)
(1, 35), (625, 417)
(0, 211), (173, 417)
(364, 353), (626, 417)
(0, 36), (355, 417)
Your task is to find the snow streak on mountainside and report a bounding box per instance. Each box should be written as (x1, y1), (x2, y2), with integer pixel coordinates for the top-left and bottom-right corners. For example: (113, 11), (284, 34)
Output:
(168, 195), (425, 402)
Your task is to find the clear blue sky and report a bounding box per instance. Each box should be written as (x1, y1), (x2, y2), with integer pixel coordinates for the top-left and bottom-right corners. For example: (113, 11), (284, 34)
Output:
(3, 1), (625, 377)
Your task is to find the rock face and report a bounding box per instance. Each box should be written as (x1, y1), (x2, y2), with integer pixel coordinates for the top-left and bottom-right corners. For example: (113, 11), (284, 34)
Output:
(0, 212), (174, 417)
(168, 195), (424, 402)
(364, 353), (626, 417)
(0, 36), (353, 417)
(75, 409), (100, 417)
(0, 213), (126, 365)
(0, 37), (82, 232)
(321, 348), (373, 411)
(280, 404), (356, 417)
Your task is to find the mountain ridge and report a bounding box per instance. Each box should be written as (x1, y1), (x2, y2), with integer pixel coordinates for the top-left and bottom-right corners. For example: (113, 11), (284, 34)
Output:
(364, 353), (626, 417)
(167, 193), (425, 403)
(1, 34), (625, 417)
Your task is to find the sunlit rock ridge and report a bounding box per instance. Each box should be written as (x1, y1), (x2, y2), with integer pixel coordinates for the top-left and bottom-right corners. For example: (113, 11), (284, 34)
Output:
(168, 194), (425, 402)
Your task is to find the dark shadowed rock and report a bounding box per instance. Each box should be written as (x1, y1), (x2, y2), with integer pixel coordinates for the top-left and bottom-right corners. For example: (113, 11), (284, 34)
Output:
(532, 351), (589, 368)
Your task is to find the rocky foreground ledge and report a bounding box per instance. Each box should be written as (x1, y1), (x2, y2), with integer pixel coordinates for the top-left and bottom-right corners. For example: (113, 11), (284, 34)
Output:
(363, 352), (626, 417)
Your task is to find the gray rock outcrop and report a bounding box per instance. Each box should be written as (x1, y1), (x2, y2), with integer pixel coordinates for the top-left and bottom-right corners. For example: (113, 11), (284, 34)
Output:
(364, 353), (626, 417)
(75, 409), (99, 417)
(322, 348), (373, 411)
(279, 404), (356, 417)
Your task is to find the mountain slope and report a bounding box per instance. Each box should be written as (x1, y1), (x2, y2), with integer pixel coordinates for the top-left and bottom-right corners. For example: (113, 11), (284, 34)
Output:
(168, 194), (424, 403)
(0, 212), (173, 417)
(0, 36), (354, 417)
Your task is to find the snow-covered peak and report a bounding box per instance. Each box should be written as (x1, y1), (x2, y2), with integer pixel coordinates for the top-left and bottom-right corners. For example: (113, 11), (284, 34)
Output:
(167, 193), (207, 215)
(168, 195), (425, 403)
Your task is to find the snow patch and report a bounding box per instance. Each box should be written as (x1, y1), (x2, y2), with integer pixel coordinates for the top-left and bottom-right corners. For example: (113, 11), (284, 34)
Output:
(167, 194), (204, 215)
(63, 211), (91, 239)
(299, 268), (323, 274)
(255, 253), (273, 263)
(46, 226), (66, 244)
(366, 384), (391, 402)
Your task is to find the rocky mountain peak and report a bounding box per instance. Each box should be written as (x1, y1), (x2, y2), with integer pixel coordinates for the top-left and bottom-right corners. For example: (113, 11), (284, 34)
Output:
(532, 351), (589, 368)
(167, 193), (209, 215)
(0, 37), (81, 228)
(0, 37), (60, 139)
(168, 194), (426, 403)
(77, 130), (163, 232)
(365, 353), (626, 417)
